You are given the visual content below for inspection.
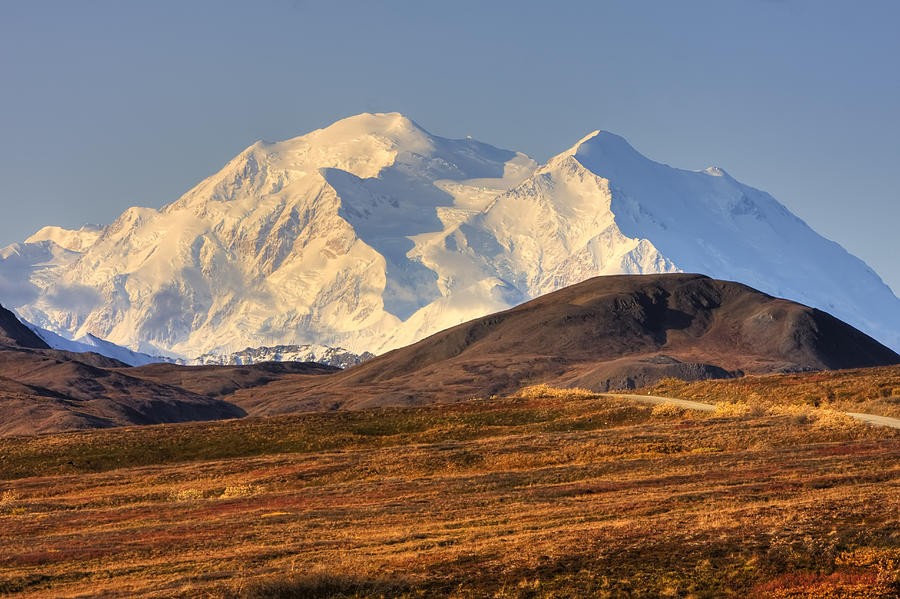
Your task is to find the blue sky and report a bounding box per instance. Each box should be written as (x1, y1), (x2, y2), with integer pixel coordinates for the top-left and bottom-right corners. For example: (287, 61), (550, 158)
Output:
(1, 0), (898, 293)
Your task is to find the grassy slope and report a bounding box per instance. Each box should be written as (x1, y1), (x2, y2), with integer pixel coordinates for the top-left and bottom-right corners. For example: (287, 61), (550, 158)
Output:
(644, 365), (900, 418)
(0, 385), (898, 598)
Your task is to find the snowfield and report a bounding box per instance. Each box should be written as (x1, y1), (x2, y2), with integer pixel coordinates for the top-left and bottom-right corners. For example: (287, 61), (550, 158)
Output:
(1, 112), (898, 360)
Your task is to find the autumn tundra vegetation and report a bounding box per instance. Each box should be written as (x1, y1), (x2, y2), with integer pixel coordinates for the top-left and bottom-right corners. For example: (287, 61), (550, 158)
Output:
(0, 366), (899, 598)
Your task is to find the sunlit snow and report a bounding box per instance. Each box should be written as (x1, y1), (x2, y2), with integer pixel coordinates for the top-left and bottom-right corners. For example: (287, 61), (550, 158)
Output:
(1, 112), (897, 359)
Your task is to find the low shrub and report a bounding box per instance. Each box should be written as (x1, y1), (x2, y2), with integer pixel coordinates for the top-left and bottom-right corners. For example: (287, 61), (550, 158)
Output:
(169, 488), (205, 502)
(713, 402), (765, 418)
(220, 484), (261, 499)
(517, 384), (597, 400)
(650, 402), (687, 417)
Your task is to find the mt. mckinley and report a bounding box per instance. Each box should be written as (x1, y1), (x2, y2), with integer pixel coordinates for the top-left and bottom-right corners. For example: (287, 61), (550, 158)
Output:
(2, 112), (898, 359)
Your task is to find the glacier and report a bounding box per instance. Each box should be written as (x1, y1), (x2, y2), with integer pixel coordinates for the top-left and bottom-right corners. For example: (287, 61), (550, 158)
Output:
(1, 112), (898, 358)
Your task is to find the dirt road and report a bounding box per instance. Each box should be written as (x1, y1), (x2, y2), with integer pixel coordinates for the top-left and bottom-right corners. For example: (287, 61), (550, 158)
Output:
(604, 393), (900, 429)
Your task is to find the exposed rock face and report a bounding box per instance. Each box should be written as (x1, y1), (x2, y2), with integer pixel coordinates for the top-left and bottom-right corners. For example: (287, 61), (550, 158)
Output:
(190, 344), (373, 369)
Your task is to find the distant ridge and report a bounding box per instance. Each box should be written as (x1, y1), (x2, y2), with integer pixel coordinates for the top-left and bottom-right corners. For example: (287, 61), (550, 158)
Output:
(24, 320), (171, 366)
(190, 344), (373, 369)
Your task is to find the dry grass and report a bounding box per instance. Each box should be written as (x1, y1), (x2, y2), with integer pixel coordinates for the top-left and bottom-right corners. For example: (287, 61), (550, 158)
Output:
(0, 386), (898, 597)
(646, 364), (900, 418)
(516, 384), (598, 400)
(711, 401), (866, 432)
(650, 402), (690, 418)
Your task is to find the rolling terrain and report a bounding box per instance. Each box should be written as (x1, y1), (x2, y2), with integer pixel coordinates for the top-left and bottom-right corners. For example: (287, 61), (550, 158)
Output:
(2, 274), (898, 436)
(1, 384), (898, 598)
(0, 304), (248, 436)
(646, 364), (900, 419)
(126, 361), (338, 401)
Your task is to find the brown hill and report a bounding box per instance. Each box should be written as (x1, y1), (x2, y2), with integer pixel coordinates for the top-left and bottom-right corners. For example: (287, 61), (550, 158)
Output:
(4, 274), (899, 434)
(0, 346), (251, 437)
(0, 304), (49, 349)
(125, 361), (339, 399)
(225, 274), (900, 415)
(0, 303), (250, 437)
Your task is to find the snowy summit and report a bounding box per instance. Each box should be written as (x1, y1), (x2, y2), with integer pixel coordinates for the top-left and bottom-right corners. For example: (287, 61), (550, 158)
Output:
(1, 112), (898, 360)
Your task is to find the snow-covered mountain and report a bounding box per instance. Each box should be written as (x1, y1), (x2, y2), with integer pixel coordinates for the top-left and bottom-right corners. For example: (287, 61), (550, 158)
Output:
(2, 112), (898, 356)
(20, 312), (369, 369)
(191, 344), (373, 369)
(24, 321), (171, 366)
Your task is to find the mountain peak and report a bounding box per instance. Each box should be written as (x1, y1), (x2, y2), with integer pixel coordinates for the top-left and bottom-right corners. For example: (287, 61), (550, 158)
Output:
(572, 130), (646, 165)
(702, 166), (731, 178)
(309, 112), (430, 147)
(338, 111), (421, 129)
(3, 113), (899, 362)
(544, 130), (648, 176)
(25, 224), (104, 253)
(574, 129), (629, 147)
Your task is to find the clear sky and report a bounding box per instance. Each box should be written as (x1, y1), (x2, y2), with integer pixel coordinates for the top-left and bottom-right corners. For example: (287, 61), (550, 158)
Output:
(1, 0), (898, 293)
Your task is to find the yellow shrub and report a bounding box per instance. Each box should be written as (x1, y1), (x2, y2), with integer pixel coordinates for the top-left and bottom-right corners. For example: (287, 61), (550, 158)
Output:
(837, 547), (897, 569)
(169, 488), (204, 502)
(713, 402), (764, 418)
(651, 402), (687, 417)
(812, 409), (862, 431)
(766, 404), (815, 425)
(763, 405), (862, 430)
(517, 384), (596, 400)
(220, 484), (260, 498)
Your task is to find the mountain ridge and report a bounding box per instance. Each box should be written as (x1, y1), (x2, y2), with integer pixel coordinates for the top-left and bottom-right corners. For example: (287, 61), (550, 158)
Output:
(2, 112), (898, 357)
(0, 303), (49, 349)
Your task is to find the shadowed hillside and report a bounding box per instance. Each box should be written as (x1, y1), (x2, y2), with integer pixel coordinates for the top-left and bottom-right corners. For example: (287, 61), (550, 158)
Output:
(0, 305), (48, 350)
(0, 304), (248, 436)
(225, 274), (900, 415)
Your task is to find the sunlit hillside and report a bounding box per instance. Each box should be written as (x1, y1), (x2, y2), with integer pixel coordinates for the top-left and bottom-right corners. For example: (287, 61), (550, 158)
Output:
(2, 375), (899, 598)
